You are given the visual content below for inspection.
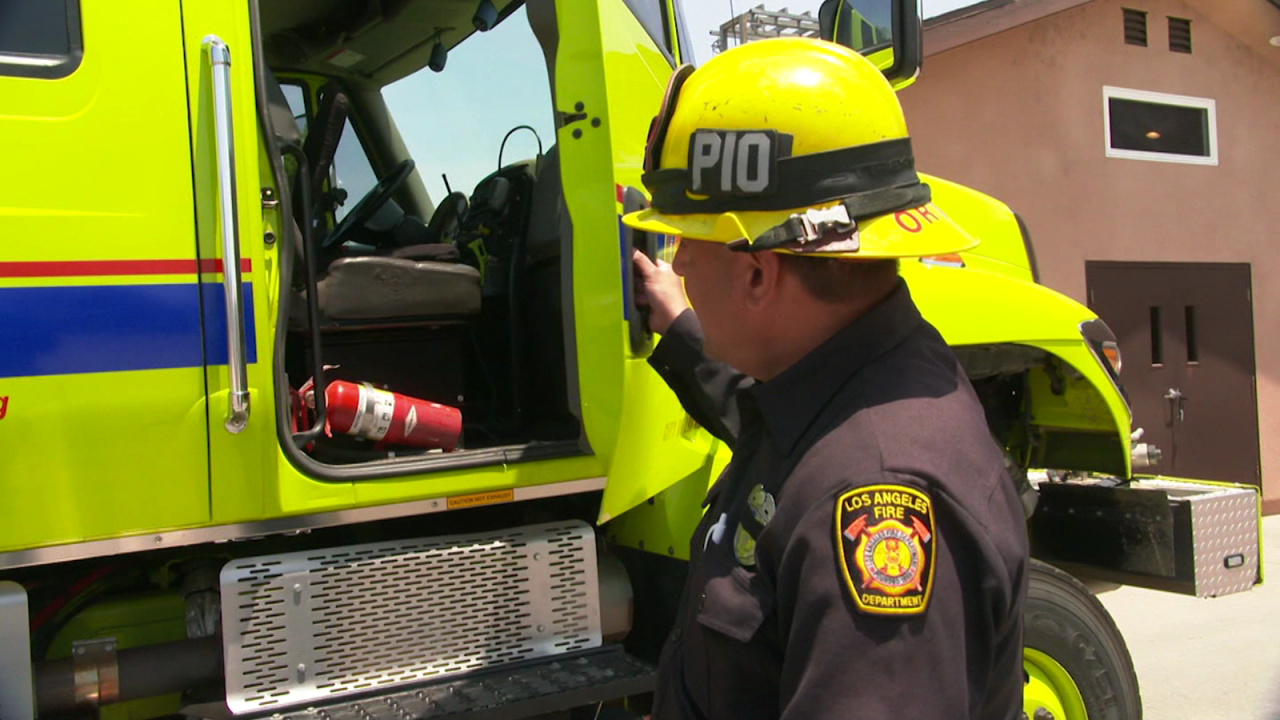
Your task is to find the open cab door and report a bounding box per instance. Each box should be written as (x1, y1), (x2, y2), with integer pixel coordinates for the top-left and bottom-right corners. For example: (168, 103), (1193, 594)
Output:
(605, 0), (927, 541)
(820, 0), (923, 89)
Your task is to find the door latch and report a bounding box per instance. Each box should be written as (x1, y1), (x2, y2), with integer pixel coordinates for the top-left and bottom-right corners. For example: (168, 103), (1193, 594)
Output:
(1164, 387), (1186, 423)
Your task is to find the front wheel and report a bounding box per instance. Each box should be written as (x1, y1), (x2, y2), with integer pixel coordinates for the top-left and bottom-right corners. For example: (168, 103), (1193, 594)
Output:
(1023, 560), (1142, 720)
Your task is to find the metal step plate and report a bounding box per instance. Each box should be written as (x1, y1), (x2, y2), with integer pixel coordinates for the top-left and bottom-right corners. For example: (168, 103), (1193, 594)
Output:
(242, 647), (654, 720)
(221, 521), (601, 714)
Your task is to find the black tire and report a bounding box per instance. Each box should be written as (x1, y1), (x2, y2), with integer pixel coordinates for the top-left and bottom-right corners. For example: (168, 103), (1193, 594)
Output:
(1024, 560), (1143, 720)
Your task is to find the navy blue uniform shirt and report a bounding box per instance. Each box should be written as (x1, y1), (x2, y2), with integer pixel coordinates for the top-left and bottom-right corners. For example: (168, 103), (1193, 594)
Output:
(646, 280), (1029, 720)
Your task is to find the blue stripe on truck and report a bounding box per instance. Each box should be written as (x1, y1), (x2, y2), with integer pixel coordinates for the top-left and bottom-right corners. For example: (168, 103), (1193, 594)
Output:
(0, 283), (257, 378)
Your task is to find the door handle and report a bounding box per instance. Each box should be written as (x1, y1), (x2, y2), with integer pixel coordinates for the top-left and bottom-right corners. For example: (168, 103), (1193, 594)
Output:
(1164, 387), (1185, 423)
(622, 186), (657, 355)
(204, 36), (251, 434)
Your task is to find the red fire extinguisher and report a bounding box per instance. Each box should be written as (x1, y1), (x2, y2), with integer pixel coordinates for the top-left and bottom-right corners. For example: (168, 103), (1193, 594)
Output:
(324, 380), (462, 451)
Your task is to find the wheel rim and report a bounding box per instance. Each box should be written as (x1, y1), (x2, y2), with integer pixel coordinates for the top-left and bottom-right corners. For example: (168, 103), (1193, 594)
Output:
(1024, 648), (1088, 720)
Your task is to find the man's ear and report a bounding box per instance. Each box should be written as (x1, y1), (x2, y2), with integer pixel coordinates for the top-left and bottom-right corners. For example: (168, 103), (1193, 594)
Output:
(741, 250), (782, 311)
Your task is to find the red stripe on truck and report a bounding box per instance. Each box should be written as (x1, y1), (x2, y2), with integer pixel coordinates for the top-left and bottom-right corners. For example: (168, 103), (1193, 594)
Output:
(0, 259), (252, 278)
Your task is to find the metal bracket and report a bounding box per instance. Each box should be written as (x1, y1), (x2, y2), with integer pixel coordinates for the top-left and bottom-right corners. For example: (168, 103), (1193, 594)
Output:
(261, 187), (279, 209)
(72, 637), (120, 708)
(558, 102), (592, 140)
(557, 101), (588, 127)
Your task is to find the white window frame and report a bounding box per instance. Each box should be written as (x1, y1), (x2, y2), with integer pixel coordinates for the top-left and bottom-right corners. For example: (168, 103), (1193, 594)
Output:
(1103, 86), (1217, 166)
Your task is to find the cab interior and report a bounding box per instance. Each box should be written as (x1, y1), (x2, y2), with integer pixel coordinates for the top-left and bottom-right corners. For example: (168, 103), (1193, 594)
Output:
(257, 0), (581, 467)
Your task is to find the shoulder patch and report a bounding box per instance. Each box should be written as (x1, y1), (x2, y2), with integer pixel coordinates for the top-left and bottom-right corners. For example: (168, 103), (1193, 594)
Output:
(835, 484), (935, 616)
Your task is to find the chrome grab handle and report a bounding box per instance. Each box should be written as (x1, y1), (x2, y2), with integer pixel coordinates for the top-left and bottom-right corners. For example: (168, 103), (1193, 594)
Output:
(204, 36), (250, 434)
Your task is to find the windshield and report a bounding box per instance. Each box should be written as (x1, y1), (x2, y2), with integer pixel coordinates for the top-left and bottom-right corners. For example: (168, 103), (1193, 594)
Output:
(382, 5), (556, 204)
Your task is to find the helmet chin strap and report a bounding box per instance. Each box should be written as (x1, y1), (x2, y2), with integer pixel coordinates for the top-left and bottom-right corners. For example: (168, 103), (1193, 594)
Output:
(742, 183), (932, 253)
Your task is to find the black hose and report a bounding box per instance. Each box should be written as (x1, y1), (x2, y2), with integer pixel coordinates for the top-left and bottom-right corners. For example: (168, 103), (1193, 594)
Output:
(35, 637), (223, 714)
(281, 143), (330, 446)
(498, 125), (543, 170)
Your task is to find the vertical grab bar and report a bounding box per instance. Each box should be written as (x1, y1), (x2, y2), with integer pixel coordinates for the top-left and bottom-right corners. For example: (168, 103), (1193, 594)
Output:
(204, 36), (251, 433)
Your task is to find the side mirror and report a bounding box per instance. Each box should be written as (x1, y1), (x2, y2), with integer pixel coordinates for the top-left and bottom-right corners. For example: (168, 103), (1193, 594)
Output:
(819, 0), (922, 89)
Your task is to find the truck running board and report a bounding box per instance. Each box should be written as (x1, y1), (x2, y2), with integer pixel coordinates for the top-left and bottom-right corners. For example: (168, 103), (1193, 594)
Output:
(184, 647), (655, 720)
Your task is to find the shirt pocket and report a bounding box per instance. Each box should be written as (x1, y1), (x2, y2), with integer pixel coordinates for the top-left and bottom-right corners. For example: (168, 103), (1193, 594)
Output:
(694, 565), (773, 643)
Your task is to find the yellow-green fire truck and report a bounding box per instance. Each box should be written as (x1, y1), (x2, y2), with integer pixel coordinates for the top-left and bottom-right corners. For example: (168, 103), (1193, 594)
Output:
(0, 1), (1261, 719)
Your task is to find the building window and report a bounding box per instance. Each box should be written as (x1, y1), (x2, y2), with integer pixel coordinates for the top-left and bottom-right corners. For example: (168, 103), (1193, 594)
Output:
(1104, 86), (1217, 165)
(1123, 8), (1148, 46)
(1168, 17), (1192, 53)
(0, 0), (82, 79)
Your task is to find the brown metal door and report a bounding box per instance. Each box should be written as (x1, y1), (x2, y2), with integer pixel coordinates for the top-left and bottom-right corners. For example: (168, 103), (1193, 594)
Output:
(1086, 262), (1260, 486)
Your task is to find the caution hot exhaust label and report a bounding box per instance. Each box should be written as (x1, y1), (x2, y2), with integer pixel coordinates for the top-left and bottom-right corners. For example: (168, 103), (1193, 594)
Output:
(447, 489), (515, 510)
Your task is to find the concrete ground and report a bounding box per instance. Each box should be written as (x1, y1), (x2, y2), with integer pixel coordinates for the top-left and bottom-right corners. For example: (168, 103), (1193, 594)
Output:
(1098, 514), (1280, 720)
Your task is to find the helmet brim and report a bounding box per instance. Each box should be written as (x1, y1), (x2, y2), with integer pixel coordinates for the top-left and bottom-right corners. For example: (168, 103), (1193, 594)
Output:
(622, 201), (979, 259)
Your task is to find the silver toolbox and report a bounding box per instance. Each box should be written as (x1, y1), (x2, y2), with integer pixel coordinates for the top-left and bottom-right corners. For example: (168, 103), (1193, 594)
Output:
(1029, 477), (1260, 598)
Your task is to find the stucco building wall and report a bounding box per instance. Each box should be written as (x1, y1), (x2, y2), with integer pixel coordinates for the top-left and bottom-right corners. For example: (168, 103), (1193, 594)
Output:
(899, 0), (1280, 506)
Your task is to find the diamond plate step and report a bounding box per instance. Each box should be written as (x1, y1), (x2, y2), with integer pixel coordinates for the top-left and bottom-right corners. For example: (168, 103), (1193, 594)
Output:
(186, 647), (655, 720)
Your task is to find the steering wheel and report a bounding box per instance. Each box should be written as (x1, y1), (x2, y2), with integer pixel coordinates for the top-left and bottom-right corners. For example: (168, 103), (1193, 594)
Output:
(322, 159), (416, 249)
(425, 191), (470, 244)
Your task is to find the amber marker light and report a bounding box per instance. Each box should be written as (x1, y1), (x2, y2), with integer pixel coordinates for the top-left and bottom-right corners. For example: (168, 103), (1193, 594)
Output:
(919, 254), (965, 268)
(1101, 341), (1123, 375)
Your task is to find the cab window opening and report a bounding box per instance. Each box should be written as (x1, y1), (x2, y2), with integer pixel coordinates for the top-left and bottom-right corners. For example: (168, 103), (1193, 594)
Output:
(261, 0), (579, 472)
(279, 82), (309, 134)
(0, 0), (83, 79)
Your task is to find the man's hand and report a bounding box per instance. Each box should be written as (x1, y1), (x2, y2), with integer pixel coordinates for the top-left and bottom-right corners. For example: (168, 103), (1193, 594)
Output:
(633, 248), (690, 335)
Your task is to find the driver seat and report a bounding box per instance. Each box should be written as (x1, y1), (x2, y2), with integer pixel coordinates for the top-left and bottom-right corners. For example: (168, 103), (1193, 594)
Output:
(262, 73), (481, 324)
(317, 251), (482, 322)
(318, 190), (479, 322)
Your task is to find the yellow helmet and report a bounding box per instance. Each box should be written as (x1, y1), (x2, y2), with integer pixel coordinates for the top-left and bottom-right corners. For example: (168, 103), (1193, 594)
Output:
(622, 38), (977, 258)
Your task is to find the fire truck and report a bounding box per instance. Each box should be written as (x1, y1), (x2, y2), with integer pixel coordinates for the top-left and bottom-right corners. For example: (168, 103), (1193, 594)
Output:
(0, 0), (1261, 718)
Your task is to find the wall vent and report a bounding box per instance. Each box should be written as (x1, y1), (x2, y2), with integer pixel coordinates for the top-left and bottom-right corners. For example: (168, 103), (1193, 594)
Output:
(1169, 17), (1192, 53)
(1123, 8), (1148, 46)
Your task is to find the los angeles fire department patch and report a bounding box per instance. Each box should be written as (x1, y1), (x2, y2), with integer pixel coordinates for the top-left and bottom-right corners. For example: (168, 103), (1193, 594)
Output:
(835, 484), (936, 616)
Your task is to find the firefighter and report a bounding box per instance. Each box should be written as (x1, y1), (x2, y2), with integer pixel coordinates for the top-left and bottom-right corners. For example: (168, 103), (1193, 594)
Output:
(626, 38), (1029, 720)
